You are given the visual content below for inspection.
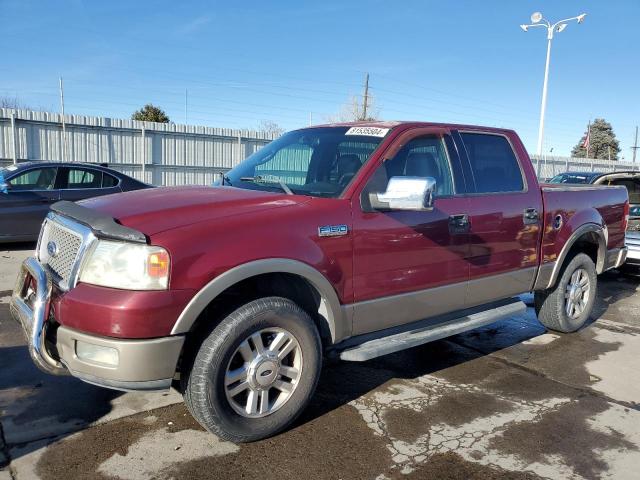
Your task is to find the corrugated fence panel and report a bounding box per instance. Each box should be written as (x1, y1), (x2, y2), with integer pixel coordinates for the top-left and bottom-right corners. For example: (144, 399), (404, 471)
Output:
(0, 108), (277, 186)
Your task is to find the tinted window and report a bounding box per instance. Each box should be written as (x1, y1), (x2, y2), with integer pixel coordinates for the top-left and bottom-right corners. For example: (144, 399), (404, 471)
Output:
(102, 172), (118, 188)
(67, 169), (102, 189)
(364, 135), (454, 199)
(460, 133), (524, 193)
(609, 178), (640, 205)
(8, 168), (57, 190)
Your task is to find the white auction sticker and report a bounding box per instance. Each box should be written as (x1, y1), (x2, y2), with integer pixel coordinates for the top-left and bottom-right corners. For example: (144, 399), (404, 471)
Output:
(345, 126), (389, 137)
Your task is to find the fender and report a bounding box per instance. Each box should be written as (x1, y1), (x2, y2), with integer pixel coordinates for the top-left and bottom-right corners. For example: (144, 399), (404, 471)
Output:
(171, 258), (349, 343)
(535, 223), (607, 290)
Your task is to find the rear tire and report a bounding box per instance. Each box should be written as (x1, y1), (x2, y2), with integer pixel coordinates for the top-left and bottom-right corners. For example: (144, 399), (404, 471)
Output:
(534, 253), (597, 333)
(182, 296), (322, 443)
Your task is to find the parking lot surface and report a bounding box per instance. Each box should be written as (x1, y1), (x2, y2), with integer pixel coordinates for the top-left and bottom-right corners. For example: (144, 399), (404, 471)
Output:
(2, 244), (640, 479)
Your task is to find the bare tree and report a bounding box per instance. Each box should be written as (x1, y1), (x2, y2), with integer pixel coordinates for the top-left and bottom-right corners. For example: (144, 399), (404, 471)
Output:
(257, 120), (285, 136)
(0, 96), (29, 109)
(327, 95), (380, 123)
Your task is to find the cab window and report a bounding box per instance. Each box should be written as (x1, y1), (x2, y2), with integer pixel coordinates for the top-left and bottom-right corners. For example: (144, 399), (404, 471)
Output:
(8, 167), (57, 191)
(363, 135), (455, 202)
(460, 133), (524, 193)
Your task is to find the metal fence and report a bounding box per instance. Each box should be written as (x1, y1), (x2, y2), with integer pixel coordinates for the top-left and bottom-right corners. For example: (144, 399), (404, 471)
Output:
(0, 108), (278, 186)
(1, 108), (637, 185)
(530, 154), (639, 181)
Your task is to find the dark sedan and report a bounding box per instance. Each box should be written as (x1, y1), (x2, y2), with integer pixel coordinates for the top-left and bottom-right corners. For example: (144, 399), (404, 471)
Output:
(0, 162), (150, 242)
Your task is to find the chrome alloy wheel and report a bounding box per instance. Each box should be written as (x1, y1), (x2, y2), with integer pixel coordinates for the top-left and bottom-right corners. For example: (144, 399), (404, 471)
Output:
(224, 328), (303, 418)
(565, 268), (590, 319)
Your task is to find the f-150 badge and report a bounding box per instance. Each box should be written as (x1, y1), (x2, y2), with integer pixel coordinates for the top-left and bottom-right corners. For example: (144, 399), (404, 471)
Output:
(318, 224), (348, 237)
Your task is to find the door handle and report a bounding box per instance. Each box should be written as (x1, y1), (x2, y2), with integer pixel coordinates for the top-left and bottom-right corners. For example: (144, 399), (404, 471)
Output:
(523, 208), (539, 225)
(449, 214), (470, 234)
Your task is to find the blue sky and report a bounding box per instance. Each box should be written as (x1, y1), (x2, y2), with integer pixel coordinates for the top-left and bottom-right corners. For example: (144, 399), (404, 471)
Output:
(1, 0), (638, 158)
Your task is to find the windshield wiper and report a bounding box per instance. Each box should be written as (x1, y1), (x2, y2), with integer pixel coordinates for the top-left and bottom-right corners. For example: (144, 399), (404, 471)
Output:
(240, 175), (293, 195)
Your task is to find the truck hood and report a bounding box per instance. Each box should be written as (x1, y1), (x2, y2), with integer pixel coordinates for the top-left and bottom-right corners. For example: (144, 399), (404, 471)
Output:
(79, 186), (309, 236)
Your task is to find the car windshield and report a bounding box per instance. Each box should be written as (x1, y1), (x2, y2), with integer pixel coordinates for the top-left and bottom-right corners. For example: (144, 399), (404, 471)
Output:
(549, 173), (592, 184)
(223, 126), (389, 198)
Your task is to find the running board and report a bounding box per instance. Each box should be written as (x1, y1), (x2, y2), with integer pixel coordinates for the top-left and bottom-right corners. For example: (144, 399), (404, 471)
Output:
(339, 300), (527, 362)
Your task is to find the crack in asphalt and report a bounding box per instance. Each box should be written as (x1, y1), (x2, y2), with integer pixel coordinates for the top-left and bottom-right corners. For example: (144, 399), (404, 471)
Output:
(350, 375), (574, 476)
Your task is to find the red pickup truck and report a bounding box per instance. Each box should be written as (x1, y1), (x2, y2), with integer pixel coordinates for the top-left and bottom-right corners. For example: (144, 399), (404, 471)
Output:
(11, 121), (628, 442)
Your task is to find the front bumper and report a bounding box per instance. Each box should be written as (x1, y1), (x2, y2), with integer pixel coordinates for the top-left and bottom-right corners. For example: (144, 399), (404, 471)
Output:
(10, 257), (184, 391)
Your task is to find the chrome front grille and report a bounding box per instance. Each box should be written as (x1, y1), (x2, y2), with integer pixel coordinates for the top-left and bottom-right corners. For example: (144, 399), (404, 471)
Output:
(37, 215), (94, 290)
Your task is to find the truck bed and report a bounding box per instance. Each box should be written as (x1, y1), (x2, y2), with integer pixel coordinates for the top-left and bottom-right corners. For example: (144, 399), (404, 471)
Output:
(539, 183), (628, 266)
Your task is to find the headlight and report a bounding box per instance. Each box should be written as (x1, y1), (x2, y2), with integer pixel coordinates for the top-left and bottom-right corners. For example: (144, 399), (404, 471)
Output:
(79, 240), (170, 290)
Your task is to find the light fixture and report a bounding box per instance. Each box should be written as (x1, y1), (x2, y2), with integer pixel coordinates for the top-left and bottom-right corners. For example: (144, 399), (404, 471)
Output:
(520, 24), (529, 32)
(577, 13), (587, 23)
(531, 12), (543, 23)
(556, 24), (567, 32)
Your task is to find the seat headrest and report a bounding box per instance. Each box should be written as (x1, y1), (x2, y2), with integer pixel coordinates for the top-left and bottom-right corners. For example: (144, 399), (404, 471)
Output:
(404, 152), (439, 178)
(337, 154), (361, 176)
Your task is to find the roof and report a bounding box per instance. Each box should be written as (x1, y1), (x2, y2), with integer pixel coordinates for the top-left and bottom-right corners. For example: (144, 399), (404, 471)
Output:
(310, 120), (516, 135)
(3, 161), (116, 172)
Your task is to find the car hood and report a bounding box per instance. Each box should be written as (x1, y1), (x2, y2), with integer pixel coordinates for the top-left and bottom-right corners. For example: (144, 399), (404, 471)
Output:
(79, 186), (309, 236)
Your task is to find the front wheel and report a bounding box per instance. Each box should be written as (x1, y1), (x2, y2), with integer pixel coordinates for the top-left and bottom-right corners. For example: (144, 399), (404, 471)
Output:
(182, 296), (322, 443)
(534, 253), (597, 333)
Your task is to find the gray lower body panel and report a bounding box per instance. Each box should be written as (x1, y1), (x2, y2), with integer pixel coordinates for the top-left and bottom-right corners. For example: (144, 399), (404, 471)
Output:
(350, 268), (535, 336)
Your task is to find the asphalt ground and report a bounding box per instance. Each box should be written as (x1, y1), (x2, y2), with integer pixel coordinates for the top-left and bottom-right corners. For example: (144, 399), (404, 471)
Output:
(1, 244), (640, 479)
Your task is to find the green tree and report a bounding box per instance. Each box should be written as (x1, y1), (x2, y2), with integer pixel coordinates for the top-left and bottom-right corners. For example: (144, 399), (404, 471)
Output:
(571, 118), (620, 160)
(132, 104), (170, 123)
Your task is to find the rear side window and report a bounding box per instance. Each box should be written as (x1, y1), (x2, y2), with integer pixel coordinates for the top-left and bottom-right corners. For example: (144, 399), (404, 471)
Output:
(102, 172), (118, 188)
(460, 133), (524, 193)
(67, 168), (103, 189)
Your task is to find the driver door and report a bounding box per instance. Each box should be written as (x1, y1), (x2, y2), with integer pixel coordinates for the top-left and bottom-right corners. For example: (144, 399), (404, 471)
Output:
(351, 128), (470, 335)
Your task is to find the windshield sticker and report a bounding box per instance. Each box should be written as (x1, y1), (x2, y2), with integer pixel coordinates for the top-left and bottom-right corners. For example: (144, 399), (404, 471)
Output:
(345, 127), (389, 137)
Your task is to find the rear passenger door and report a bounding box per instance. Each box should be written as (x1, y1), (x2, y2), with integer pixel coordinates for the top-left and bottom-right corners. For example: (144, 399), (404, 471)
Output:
(59, 167), (121, 202)
(453, 131), (542, 307)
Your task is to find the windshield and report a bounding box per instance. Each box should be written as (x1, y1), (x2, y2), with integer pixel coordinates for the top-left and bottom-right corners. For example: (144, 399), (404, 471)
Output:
(223, 126), (389, 197)
(549, 173), (592, 184)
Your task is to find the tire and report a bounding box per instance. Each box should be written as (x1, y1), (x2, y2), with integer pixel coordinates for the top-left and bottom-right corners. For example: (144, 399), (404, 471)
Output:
(534, 253), (597, 333)
(182, 296), (322, 443)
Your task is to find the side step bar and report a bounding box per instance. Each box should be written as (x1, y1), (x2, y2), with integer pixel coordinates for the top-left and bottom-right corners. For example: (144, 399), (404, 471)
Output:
(339, 300), (527, 362)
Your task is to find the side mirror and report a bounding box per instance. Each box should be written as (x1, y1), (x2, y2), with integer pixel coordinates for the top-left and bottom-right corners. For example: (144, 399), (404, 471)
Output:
(369, 176), (436, 211)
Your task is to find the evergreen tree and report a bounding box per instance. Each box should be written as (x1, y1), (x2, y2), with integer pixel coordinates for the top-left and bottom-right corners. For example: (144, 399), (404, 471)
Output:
(571, 118), (620, 160)
(132, 104), (170, 123)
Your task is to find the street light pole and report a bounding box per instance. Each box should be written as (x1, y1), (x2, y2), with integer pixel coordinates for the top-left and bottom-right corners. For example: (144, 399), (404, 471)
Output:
(537, 33), (552, 157)
(520, 12), (587, 155)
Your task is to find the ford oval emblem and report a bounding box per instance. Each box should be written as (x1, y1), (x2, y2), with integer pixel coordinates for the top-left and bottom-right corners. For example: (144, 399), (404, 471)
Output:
(47, 241), (59, 258)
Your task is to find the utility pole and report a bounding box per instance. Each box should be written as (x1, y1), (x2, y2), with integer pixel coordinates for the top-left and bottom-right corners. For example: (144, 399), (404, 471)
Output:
(59, 77), (67, 162)
(185, 89), (188, 124)
(632, 126), (639, 164)
(362, 72), (369, 121)
(586, 121), (591, 159)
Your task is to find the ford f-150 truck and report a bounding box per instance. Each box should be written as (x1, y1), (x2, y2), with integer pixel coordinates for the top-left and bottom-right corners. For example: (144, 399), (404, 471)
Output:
(11, 121), (629, 442)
